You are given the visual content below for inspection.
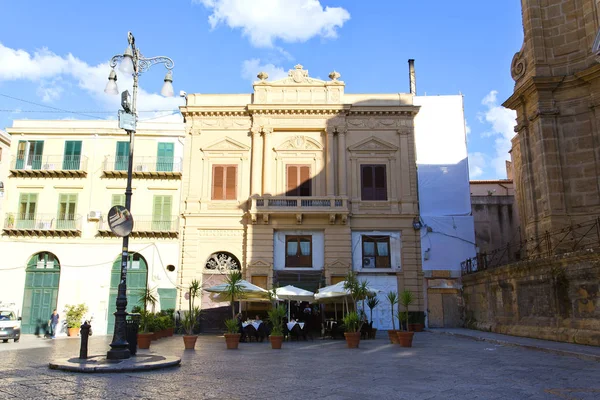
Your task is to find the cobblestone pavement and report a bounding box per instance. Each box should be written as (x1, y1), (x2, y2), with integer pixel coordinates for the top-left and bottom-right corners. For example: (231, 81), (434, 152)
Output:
(0, 333), (599, 399)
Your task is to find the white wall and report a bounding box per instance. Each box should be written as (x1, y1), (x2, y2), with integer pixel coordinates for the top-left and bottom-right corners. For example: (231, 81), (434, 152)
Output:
(356, 275), (397, 330)
(351, 231), (401, 272)
(273, 230), (324, 270)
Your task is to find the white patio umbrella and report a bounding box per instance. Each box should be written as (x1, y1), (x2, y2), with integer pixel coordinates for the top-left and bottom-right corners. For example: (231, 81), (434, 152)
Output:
(204, 280), (271, 314)
(315, 281), (381, 318)
(273, 285), (315, 320)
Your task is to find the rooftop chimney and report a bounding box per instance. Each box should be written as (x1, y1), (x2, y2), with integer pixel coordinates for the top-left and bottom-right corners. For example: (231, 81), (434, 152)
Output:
(408, 59), (416, 95)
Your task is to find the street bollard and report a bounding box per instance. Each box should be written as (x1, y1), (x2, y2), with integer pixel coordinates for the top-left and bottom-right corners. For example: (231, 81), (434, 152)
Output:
(79, 321), (91, 359)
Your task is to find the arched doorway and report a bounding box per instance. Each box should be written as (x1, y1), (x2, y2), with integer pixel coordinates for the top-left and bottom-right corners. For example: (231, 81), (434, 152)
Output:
(106, 253), (148, 334)
(201, 251), (241, 331)
(21, 252), (60, 334)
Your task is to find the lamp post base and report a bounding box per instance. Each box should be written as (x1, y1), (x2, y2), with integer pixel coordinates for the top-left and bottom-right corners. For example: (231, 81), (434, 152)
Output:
(107, 347), (131, 360)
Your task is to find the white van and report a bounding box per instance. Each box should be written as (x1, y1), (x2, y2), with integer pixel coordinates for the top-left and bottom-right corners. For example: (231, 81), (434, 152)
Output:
(0, 310), (21, 343)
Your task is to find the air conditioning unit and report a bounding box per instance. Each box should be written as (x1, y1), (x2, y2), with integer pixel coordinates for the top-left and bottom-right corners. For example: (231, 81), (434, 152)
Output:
(88, 211), (102, 221)
(363, 257), (376, 268)
(135, 165), (148, 172)
(43, 164), (55, 170)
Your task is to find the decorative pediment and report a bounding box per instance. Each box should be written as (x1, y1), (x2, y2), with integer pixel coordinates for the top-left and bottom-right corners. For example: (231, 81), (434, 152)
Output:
(248, 259), (271, 268)
(202, 137), (250, 152)
(276, 135), (323, 151)
(326, 259), (350, 269)
(348, 136), (398, 153)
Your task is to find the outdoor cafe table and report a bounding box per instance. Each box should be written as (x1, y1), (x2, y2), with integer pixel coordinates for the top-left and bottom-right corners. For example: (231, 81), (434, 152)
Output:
(287, 321), (305, 331)
(242, 321), (263, 330)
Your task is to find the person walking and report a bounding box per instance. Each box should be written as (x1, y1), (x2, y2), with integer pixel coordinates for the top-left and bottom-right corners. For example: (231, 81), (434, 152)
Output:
(49, 309), (59, 339)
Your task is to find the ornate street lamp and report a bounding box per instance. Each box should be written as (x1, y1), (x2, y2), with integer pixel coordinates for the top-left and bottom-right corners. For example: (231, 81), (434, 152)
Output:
(104, 31), (174, 360)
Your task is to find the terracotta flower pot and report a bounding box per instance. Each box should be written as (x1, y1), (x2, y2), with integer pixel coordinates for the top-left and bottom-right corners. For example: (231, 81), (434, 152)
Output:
(151, 332), (158, 341)
(167, 327), (174, 337)
(344, 332), (361, 348)
(68, 327), (79, 337)
(369, 328), (378, 339)
(224, 333), (241, 349)
(270, 335), (284, 349)
(137, 333), (153, 349)
(387, 330), (400, 344)
(183, 335), (198, 350)
(396, 331), (415, 347)
(408, 323), (424, 332)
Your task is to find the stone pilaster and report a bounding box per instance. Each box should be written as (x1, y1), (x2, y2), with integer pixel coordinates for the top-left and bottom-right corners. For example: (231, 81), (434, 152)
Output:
(336, 127), (347, 196)
(326, 129), (335, 196)
(262, 128), (273, 196)
(250, 128), (263, 197)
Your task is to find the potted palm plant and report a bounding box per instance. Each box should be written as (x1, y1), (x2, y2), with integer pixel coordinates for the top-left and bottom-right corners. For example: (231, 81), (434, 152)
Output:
(396, 289), (415, 347)
(224, 318), (241, 349)
(386, 291), (399, 344)
(64, 303), (88, 337)
(183, 279), (200, 350)
(137, 287), (158, 339)
(366, 294), (380, 339)
(267, 305), (286, 349)
(342, 311), (361, 348)
(137, 310), (154, 349)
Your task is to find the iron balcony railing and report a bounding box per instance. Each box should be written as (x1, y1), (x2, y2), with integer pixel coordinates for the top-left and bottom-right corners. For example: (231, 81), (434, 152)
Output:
(253, 196), (347, 209)
(99, 215), (179, 232)
(461, 216), (600, 275)
(102, 156), (183, 174)
(10, 155), (88, 172)
(3, 213), (82, 231)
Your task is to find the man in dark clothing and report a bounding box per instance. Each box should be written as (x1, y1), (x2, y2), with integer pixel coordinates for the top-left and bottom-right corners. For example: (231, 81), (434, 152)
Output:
(236, 313), (246, 342)
(49, 310), (59, 339)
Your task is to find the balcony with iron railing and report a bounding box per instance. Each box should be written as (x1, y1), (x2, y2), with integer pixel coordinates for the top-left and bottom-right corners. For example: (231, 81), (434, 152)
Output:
(9, 155), (88, 177)
(102, 156), (182, 179)
(98, 215), (179, 238)
(250, 196), (349, 224)
(3, 213), (82, 236)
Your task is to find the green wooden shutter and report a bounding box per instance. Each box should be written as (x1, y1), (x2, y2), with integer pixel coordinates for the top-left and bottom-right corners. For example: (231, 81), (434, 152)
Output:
(16, 141), (26, 169)
(17, 193), (37, 229)
(115, 141), (130, 171)
(63, 141), (82, 170)
(111, 194), (126, 207)
(157, 142), (174, 172)
(31, 141), (44, 170)
(158, 288), (177, 311)
(152, 195), (172, 231)
(57, 194), (77, 229)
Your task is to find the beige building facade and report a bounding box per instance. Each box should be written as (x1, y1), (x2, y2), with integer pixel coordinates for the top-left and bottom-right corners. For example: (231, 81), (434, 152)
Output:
(179, 65), (424, 330)
(0, 129), (10, 217)
(0, 120), (184, 336)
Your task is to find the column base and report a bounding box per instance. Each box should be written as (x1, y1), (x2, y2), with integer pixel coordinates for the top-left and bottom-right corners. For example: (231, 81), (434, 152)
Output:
(106, 347), (131, 360)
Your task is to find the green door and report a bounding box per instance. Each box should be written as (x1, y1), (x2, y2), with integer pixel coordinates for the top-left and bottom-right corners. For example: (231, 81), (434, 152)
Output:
(152, 195), (172, 231)
(63, 141), (82, 170)
(16, 141), (44, 170)
(21, 252), (60, 334)
(156, 142), (174, 172)
(106, 253), (147, 334)
(158, 288), (177, 311)
(57, 194), (77, 229)
(115, 141), (130, 171)
(17, 193), (37, 229)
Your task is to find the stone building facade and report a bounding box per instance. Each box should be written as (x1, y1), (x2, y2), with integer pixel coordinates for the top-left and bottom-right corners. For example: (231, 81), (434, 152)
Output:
(503, 0), (600, 243)
(179, 65), (424, 330)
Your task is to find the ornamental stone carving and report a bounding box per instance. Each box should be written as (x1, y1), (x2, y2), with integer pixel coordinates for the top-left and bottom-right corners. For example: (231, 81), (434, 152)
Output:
(277, 135), (322, 150)
(511, 45), (527, 82)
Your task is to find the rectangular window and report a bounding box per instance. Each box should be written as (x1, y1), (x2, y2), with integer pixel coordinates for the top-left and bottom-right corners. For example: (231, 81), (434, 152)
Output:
(111, 194), (126, 207)
(212, 165), (237, 200)
(152, 195), (173, 231)
(285, 235), (312, 268)
(57, 194), (77, 229)
(63, 141), (82, 170)
(156, 142), (174, 172)
(251, 276), (268, 289)
(286, 165), (311, 196)
(17, 193), (37, 229)
(115, 141), (130, 171)
(16, 141), (44, 170)
(361, 164), (387, 201)
(362, 236), (391, 268)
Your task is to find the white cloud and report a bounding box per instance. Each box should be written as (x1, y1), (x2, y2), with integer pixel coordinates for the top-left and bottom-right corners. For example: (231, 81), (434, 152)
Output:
(468, 152), (487, 179)
(478, 90), (517, 178)
(195, 0), (350, 47)
(0, 42), (183, 119)
(241, 59), (288, 82)
(465, 118), (471, 136)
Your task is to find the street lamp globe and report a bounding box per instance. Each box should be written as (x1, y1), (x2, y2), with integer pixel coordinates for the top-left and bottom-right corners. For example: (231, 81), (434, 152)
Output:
(119, 46), (135, 75)
(160, 70), (174, 97)
(104, 70), (119, 95)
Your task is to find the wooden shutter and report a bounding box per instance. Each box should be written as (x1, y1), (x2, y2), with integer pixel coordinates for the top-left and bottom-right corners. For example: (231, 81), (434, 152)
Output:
(212, 166), (224, 200)
(225, 166), (237, 200)
(157, 142), (174, 172)
(299, 166), (311, 196)
(287, 165), (298, 196)
(153, 195), (172, 221)
(251, 276), (268, 289)
(331, 276), (345, 285)
(111, 194), (126, 207)
(361, 165), (374, 200)
(374, 165), (387, 200)
(287, 165), (311, 196)
(58, 194), (77, 219)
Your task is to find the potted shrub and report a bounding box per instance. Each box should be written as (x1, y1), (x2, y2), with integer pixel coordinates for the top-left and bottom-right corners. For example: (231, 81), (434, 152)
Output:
(366, 294), (380, 339)
(137, 310), (154, 349)
(164, 308), (176, 336)
(64, 304), (88, 337)
(137, 287), (158, 339)
(224, 271), (245, 318)
(267, 305), (286, 349)
(6, 213), (15, 228)
(224, 318), (241, 349)
(183, 279), (201, 350)
(396, 289), (415, 347)
(342, 311), (361, 348)
(408, 312), (425, 332)
(386, 291), (399, 344)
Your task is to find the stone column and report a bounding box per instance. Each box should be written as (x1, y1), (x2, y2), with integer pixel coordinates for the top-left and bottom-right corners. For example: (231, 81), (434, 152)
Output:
(326, 129), (335, 197)
(337, 128), (347, 196)
(262, 128), (273, 196)
(250, 128), (263, 196)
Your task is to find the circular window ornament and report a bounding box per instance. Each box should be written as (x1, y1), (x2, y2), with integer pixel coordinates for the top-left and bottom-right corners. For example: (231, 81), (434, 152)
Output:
(205, 252), (241, 272)
(166, 265), (175, 272)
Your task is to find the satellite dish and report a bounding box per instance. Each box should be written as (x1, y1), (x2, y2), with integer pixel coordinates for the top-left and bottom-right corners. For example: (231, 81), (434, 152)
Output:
(107, 206), (134, 237)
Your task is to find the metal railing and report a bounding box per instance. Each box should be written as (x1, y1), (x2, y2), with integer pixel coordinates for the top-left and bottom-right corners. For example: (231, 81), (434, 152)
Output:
(461, 216), (600, 275)
(102, 156), (183, 173)
(253, 196), (348, 209)
(100, 215), (179, 232)
(3, 213), (82, 231)
(10, 155), (88, 171)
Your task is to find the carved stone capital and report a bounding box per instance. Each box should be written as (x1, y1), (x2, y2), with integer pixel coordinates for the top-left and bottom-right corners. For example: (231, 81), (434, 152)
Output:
(335, 126), (348, 135)
(262, 127), (274, 136)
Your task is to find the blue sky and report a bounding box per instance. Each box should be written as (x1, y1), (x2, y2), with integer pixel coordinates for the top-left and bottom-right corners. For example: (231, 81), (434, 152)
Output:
(0, 0), (523, 179)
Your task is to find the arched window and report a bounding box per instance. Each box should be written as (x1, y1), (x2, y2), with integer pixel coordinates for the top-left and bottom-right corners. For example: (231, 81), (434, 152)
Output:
(205, 252), (241, 272)
(27, 252), (60, 270)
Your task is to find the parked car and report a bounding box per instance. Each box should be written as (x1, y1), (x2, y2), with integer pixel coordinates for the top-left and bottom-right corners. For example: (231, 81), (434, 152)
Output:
(0, 310), (21, 343)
